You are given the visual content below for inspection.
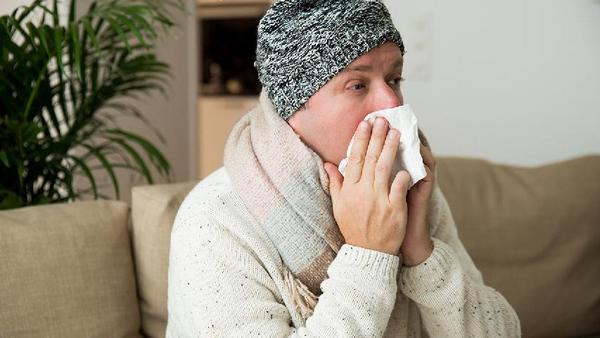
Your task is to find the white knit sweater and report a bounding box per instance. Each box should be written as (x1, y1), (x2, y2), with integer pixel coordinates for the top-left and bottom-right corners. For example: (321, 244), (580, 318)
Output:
(166, 167), (521, 337)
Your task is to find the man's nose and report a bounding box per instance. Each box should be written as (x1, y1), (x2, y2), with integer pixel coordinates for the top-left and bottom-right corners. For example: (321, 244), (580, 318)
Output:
(369, 84), (403, 112)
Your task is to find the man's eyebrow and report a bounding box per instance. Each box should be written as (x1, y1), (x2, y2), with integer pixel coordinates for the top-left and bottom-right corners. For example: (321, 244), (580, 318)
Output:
(340, 59), (403, 73)
(390, 59), (404, 69)
(341, 65), (372, 73)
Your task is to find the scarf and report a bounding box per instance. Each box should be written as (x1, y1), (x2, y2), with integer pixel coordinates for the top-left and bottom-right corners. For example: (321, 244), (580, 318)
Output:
(223, 89), (441, 320)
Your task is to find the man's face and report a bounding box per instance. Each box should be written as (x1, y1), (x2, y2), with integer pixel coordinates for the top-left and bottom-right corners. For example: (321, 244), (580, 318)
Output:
(288, 42), (404, 166)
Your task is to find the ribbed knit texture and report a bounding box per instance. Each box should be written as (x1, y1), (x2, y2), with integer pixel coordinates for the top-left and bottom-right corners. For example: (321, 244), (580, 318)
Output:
(165, 92), (522, 337)
(255, 0), (405, 120)
(222, 88), (345, 316)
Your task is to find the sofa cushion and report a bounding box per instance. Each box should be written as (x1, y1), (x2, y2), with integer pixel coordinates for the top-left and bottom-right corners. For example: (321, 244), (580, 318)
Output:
(0, 200), (141, 338)
(437, 155), (600, 337)
(131, 182), (196, 338)
(130, 156), (600, 337)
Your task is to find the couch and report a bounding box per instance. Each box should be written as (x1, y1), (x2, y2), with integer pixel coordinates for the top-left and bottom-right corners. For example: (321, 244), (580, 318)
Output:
(1, 156), (599, 337)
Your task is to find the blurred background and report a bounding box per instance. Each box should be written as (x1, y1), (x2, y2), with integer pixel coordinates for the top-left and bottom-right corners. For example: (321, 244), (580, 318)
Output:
(1, 0), (599, 189)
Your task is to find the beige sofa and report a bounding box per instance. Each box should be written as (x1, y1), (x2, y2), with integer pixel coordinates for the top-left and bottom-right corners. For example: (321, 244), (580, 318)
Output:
(1, 156), (599, 338)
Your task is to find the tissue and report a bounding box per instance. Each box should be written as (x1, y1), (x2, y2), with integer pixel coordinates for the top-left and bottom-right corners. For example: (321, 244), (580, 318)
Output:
(338, 104), (427, 188)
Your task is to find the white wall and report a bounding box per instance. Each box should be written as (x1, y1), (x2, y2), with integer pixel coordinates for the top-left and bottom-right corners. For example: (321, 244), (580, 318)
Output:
(76, 0), (198, 201)
(388, 0), (600, 166)
(0, 1), (30, 15)
(1, 0), (67, 20)
(123, 0), (198, 183)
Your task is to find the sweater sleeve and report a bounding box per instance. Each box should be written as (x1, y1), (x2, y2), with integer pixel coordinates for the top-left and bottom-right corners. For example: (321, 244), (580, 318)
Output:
(166, 207), (399, 338)
(398, 185), (521, 337)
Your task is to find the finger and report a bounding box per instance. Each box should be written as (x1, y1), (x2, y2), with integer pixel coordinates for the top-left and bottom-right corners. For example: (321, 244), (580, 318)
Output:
(414, 164), (434, 188)
(324, 162), (343, 199)
(423, 163), (433, 181)
(422, 158), (436, 186)
(361, 117), (389, 182)
(419, 145), (436, 182)
(374, 128), (400, 193)
(389, 170), (411, 205)
(418, 129), (436, 173)
(418, 128), (430, 148)
(344, 121), (371, 183)
(420, 143), (435, 170)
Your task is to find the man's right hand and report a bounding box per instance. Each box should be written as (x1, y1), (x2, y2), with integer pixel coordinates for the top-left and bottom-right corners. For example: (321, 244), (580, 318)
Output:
(324, 117), (411, 256)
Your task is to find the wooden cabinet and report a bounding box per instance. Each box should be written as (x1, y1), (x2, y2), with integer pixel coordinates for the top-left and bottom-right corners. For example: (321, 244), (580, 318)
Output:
(197, 96), (258, 178)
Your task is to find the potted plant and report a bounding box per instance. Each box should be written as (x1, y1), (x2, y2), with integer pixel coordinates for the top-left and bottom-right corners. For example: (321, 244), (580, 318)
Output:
(0, 0), (181, 210)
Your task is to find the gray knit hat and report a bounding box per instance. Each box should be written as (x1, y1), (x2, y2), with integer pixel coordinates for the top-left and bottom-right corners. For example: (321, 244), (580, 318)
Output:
(255, 0), (405, 120)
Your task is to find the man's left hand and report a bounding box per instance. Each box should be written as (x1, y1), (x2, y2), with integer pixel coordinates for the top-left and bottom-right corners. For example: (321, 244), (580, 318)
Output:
(401, 138), (436, 267)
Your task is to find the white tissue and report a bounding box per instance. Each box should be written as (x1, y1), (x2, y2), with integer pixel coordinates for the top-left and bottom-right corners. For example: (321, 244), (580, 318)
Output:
(338, 104), (427, 188)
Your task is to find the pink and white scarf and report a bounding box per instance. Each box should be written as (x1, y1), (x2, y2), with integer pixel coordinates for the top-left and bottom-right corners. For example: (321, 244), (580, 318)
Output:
(224, 89), (441, 319)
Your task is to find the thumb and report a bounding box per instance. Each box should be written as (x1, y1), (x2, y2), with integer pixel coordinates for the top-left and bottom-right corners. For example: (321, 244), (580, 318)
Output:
(324, 162), (342, 198)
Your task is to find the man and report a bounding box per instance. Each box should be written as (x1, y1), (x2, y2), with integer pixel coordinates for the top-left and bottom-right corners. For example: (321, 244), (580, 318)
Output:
(166, 0), (521, 337)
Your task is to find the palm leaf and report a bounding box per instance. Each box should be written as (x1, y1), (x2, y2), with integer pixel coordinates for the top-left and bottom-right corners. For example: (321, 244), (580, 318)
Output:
(106, 128), (170, 176)
(108, 137), (154, 184)
(67, 154), (98, 199)
(0, 0), (181, 209)
(80, 143), (120, 199)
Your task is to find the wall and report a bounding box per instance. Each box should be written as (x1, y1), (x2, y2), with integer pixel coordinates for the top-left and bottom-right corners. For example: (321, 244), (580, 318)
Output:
(1, 1), (67, 22)
(1, 0), (197, 203)
(387, 0), (600, 166)
(0, 1), (41, 15)
(4, 0), (599, 177)
(114, 0), (198, 191)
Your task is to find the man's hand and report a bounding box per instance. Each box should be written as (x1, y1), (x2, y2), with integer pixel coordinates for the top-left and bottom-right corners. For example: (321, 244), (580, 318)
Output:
(401, 139), (436, 267)
(324, 117), (411, 256)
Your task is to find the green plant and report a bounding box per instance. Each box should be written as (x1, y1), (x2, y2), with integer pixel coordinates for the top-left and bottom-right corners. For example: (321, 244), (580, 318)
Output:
(0, 0), (182, 210)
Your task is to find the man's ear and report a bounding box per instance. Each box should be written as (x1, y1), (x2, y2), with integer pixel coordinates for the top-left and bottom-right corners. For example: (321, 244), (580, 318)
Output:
(418, 128), (431, 149)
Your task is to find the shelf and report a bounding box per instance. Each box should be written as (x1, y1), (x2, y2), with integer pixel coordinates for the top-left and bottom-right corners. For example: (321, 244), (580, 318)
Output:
(197, 0), (272, 6)
(197, 1), (270, 18)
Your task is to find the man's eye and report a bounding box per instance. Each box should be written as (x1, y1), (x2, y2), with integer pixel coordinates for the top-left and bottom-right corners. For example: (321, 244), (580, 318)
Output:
(349, 83), (366, 90)
(389, 77), (405, 87)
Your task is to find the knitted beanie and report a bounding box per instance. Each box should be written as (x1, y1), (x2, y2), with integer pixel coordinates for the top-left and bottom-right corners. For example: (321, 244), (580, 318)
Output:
(255, 0), (405, 120)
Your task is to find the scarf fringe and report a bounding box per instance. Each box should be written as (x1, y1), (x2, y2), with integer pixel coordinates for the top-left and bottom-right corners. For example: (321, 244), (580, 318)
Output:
(282, 265), (319, 320)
